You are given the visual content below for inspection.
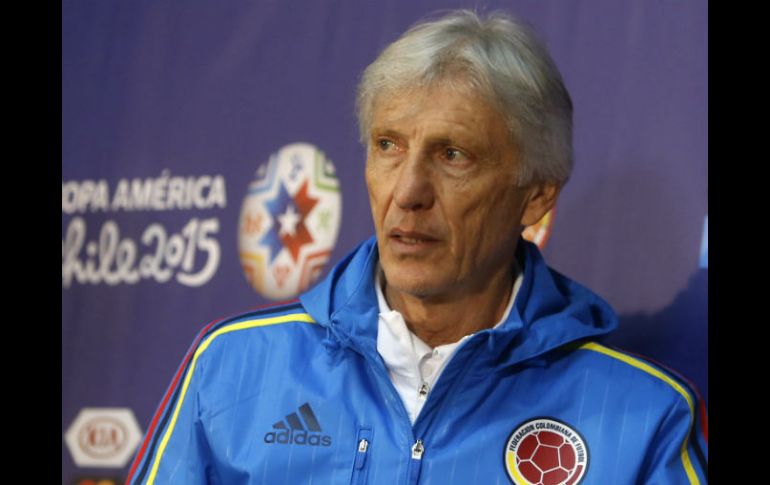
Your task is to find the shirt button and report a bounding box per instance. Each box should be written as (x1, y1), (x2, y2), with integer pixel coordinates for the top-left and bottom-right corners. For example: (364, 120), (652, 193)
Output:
(433, 349), (440, 357)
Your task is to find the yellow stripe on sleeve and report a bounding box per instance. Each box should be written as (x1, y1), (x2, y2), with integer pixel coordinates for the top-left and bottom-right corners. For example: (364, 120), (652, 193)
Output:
(146, 313), (315, 485)
(575, 341), (700, 485)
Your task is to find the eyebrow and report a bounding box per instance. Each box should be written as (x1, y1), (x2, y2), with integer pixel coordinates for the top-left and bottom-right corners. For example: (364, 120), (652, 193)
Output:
(370, 128), (402, 139)
(371, 127), (464, 146)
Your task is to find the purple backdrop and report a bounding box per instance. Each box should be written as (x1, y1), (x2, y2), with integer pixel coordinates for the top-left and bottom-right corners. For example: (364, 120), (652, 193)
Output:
(62, 1), (707, 483)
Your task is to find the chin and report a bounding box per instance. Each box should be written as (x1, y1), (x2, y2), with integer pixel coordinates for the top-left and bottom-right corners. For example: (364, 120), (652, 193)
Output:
(382, 264), (450, 299)
(389, 280), (436, 298)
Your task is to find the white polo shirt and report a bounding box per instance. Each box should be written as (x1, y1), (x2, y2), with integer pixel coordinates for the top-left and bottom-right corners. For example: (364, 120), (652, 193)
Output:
(375, 265), (523, 424)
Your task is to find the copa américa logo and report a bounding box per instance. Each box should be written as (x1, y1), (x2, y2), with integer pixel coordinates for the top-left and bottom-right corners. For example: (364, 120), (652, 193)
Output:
(238, 143), (342, 300)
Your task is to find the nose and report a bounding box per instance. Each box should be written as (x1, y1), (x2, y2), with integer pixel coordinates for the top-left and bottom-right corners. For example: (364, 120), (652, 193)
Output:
(392, 152), (435, 211)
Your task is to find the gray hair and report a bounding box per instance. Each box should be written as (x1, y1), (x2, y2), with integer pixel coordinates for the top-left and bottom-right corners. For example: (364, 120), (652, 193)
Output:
(356, 10), (573, 187)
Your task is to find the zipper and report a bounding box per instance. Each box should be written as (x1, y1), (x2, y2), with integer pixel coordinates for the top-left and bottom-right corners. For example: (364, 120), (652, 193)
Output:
(367, 361), (422, 484)
(411, 439), (424, 460)
(350, 428), (373, 485)
(352, 338), (483, 484)
(350, 345), (420, 480)
(418, 382), (429, 399)
(407, 439), (425, 484)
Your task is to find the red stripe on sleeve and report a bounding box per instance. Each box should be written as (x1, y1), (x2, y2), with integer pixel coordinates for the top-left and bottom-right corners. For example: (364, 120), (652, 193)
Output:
(605, 345), (709, 446)
(699, 399), (708, 444)
(607, 346), (707, 402)
(124, 318), (221, 484)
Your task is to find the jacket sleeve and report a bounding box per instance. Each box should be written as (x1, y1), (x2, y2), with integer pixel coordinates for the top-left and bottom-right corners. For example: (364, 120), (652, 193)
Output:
(638, 387), (708, 484)
(125, 327), (221, 485)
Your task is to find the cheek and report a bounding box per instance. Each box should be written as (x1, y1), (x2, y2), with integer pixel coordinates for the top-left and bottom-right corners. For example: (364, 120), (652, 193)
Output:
(441, 197), (486, 259)
(364, 161), (378, 201)
(449, 186), (524, 251)
(365, 164), (388, 223)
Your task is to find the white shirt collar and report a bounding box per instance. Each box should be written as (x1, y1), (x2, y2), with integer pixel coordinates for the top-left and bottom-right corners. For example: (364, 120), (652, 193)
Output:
(375, 261), (523, 423)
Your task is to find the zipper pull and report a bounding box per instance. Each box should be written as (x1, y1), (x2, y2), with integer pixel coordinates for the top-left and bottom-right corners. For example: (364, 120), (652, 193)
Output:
(408, 439), (425, 484)
(354, 438), (370, 470)
(411, 439), (424, 460)
(418, 382), (429, 400)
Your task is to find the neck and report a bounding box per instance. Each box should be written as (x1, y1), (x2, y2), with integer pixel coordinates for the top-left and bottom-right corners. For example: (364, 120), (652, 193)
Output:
(383, 262), (516, 348)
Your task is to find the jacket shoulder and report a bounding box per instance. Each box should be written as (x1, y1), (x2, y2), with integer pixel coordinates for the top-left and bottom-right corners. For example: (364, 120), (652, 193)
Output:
(124, 302), (321, 485)
(189, 301), (319, 357)
(566, 341), (704, 413)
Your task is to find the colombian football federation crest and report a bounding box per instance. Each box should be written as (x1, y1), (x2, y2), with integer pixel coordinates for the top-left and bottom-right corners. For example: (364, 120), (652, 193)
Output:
(504, 418), (588, 485)
(239, 143), (342, 300)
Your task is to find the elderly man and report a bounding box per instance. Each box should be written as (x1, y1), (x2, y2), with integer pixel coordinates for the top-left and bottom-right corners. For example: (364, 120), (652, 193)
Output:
(127, 10), (707, 485)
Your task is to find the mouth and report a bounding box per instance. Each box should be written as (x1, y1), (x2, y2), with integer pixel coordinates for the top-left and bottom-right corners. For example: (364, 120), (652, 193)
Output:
(388, 229), (440, 245)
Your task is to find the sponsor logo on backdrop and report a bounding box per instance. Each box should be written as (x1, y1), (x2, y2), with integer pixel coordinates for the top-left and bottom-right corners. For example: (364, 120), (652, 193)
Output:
(62, 170), (226, 288)
(504, 417), (588, 485)
(522, 208), (555, 249)
(239, 143), (342, 300)
(64, 408), (142, 468)
(699, 215), (707, 269)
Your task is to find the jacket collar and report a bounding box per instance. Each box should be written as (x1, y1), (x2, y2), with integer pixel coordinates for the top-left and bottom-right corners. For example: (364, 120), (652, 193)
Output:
(300, 236), (617, 365)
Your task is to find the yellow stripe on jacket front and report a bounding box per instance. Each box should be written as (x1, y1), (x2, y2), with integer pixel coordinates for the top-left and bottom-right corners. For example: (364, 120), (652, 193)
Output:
(146, 313), (315, 485)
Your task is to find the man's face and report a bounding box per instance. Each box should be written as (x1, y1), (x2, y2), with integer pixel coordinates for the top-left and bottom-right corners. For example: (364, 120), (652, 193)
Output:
(366, 84), (555, 300)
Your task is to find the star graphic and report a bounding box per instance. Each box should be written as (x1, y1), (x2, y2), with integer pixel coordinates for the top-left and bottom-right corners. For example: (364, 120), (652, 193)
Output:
(277, 204), (300, 237)
(259, 179), (320, 264)
(280, 180), (319, 262)
(260, 182), (293, 264)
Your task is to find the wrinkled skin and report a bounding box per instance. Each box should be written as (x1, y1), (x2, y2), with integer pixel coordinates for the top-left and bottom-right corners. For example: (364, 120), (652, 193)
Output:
(365, 83), (559, 345)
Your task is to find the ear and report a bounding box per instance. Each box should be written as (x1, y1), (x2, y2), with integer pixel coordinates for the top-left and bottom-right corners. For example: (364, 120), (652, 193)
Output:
(521, 182), (561, 227)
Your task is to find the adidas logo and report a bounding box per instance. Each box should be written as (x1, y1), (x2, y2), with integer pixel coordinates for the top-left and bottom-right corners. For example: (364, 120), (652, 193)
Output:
(263, 402), (332, 447)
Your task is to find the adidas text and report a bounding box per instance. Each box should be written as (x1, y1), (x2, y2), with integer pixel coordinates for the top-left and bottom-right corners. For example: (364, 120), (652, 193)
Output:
(264, 429), (332, 446)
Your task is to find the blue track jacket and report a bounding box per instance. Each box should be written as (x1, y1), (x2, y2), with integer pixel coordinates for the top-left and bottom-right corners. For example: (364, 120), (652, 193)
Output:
(127, 237), (708, 484)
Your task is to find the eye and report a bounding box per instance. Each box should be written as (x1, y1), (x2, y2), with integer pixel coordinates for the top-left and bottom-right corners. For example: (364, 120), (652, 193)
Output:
(442, 147), (470, 164)
(445, 148), (461, 160)
(377, 138), (396, 151)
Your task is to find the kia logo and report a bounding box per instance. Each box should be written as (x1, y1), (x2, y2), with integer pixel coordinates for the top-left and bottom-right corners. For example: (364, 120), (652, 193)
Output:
(78, 417), (128, 459)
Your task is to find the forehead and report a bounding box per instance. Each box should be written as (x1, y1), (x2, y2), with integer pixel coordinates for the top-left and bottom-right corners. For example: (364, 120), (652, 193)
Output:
(370, 84), (509, 140)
